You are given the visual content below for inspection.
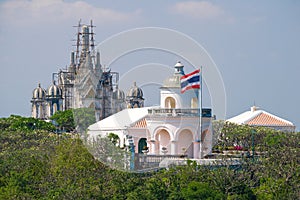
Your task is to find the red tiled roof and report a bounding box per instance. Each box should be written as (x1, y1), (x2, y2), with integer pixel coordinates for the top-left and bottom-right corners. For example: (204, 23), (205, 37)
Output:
(133, 118), (147, 128)
(247, 113), (292, 126)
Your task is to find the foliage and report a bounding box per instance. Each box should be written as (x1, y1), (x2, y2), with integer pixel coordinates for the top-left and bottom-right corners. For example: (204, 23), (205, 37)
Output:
(87, 135), (130, 171)
(107, 132), (120, 145)
(182, 181), (225, 200)
(50, 108), (96, 133)
(212, 120), (225, 146)
(213, 121), (300, 199)
(50, 109), (75, 132)
(0, 115), (55, 132)
(73, 107), (96, 132)
(0, 116), (299, 199)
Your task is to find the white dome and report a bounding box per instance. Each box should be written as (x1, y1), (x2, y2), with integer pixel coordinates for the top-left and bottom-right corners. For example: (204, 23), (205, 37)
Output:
(163, 74), (181, 88)
(32, 83), (46, 99)
(174, 61), (184, 68)
(127, 82), (143, 99)
(47, 81), (62, 98)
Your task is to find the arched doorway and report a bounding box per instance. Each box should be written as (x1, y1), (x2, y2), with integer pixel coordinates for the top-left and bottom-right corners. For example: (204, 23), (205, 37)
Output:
(53, 103), (57, 114)
(177, 129), (194, 158)
(155, 129), (171, 155)
(138, 138), (147, 153)
(165, 97), (176, 108)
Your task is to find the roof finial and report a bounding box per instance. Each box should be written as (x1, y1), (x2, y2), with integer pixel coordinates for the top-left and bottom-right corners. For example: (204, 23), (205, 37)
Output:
(174, 61), (184, 75)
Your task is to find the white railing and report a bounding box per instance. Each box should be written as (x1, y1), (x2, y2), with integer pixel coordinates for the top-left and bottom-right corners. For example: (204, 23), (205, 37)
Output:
(148, 108), (212, 117)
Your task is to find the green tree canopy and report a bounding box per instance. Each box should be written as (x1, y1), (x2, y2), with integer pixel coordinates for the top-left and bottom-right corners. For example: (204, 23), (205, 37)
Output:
(50, 108), (96, 133)
(0, 116), (299, 199)
(0, 115), (55, 132)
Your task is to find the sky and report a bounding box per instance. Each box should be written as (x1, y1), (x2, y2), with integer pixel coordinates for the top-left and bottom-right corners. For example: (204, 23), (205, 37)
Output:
(0, 0), (299, 130)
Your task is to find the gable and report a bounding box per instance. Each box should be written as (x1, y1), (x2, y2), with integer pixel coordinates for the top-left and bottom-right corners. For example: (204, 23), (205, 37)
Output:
(132, 118), (147, 128)
(247, 113), (293, 126)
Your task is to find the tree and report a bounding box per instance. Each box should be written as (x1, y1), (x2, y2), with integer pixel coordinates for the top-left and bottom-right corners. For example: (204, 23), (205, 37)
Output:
(50, 109), (75, 132)
(182, 181), (224, 200)
(0, 115), (55, 132)
(72, 108), (96, 132)
(107, 133), (120, 146)
(87, 136), (130, 171)
(1, 115), (299, 199)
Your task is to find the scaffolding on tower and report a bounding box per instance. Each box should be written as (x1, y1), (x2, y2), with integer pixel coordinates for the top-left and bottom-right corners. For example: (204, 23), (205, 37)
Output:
(42, 20), (124, 121)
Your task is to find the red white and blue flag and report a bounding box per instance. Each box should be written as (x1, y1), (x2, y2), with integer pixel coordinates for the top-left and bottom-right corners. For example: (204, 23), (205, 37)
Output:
(180, 69), (201, 93)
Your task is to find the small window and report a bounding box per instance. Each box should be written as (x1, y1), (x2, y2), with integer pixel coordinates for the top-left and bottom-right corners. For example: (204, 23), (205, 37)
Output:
(165, 97), (176, 108)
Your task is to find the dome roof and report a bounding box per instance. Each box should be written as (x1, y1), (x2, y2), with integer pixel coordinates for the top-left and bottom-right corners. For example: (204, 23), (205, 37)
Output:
(32, 83), (46, 99)
(174, 61), (184, 68)
(127, 82), (143, 99)
(47, 81), (62, 98)
(163, 74), (181, 88)
(162, 61), (185, 88)
(113, 88), (125, 100)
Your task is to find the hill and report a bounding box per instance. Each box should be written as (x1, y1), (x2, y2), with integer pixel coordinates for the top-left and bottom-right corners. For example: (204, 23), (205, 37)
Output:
(0, 115), (299, 199)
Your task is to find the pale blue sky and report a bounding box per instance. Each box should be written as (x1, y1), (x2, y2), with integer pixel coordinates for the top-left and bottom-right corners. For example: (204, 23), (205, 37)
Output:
(0, 0), (299, 129)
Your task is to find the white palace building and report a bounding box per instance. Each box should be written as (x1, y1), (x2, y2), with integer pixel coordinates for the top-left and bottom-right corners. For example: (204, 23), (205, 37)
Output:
(88, 62), (213, 159)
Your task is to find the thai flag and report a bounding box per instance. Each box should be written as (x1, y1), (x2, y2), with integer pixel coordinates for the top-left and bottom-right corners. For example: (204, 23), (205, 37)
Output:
(180, 69), (201, 93)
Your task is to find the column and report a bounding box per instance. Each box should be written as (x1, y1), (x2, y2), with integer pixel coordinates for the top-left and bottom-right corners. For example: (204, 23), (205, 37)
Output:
(171, 141), (177, 155)
(150, 140), (156, 155)
(193, 141), (200, 159)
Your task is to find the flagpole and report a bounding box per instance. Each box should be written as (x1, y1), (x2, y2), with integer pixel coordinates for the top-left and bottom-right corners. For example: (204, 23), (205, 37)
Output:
(199, 66), (203, 159)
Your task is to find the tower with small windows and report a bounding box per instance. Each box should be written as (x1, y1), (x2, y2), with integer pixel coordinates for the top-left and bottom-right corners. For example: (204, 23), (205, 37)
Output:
(31, 83), (47, 119)
(46, 81), (63, 116)
(160, 61), (199, 109)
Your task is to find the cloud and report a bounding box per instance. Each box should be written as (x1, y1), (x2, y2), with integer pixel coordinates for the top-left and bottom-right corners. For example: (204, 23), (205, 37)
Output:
(0, 0), (140, 26)
(171, 1), (226, 20)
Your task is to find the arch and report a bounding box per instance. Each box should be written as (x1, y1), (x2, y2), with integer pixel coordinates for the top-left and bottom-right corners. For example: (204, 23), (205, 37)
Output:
(138, 138), (147, 153)
(53, 103), (57, 115)
(47, 103), (51, 117)
(39, 104), (43, 118)
(201, 129), (209, 142)
(174, 127), (197, 141)
(177, 129), (194, 158)
(165, 97), (176, 108)
(155, 129), (171, 154)
(32, 104), (37, 118)
(153, 126), (174, 141)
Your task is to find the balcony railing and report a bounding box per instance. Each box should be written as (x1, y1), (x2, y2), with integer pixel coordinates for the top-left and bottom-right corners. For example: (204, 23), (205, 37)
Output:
(148, 108), (212, 117)
(135, 154), (187, 170)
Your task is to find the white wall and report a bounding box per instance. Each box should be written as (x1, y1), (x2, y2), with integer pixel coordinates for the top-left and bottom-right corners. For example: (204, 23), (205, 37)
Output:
(160, 88), (198, 109)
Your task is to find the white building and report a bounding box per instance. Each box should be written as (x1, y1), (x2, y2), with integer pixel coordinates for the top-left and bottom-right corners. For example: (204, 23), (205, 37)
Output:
(88, 62), (213, 159)
(227, 106), (295, 132)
